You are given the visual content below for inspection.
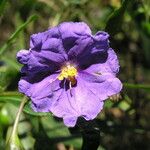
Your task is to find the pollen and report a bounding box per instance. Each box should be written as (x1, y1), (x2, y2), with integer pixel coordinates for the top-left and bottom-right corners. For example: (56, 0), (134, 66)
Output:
(58, 65), (77, 83)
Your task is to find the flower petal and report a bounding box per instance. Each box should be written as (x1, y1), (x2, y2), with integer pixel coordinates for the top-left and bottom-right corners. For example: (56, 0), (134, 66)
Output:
(30, 26), (60, 50)
(50, 75), (105, 127)
(50, 89), (78, 123)
(19, 74), (58, 97)
(76, 32), (110, 69)
(17, 48), (66, 77)
(84, 48), (120, 75)
(58, 23), (110, 69)
(63, 116), (78, 127)
(28, 50), (66, 69)
(78, 71), (122, 100)
(58, 22), (92, 56)
(19, 74), (61, 112)
(16, 50), (30, 64)
(26, 27), (68, 73)
(72, 76), (104, 121)
(58, 22), (92, 40)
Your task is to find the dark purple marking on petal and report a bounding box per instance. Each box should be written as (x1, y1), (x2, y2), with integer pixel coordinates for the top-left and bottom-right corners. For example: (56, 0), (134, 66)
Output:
(84, 48), (120, 75)
(58, 22), (91, 53)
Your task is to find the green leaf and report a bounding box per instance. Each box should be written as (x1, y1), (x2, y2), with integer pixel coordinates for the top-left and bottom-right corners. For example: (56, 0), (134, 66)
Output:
(24, 101), (49, 116)
(105, 0), (132, 35)
(21, 135), (35, 150)
(0, 14), (38, 56)
(104, 100), (114, 108)
(0, 92), (49, 116)
(41, 116), (82, 148)
(0, 106), (11, 125)
(41, 116), (70, 138)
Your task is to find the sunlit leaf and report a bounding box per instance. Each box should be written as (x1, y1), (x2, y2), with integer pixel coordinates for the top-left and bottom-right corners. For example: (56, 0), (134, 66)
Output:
(0, 92), (49, 116)
(24, 101), (49, 116)
(41, 116), (82, 148)
(41, 116), (70, 138)
(118, 101), (130, 111)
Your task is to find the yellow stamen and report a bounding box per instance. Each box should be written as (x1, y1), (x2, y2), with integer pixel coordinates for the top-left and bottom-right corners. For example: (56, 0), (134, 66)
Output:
(58, 65), (77, 85)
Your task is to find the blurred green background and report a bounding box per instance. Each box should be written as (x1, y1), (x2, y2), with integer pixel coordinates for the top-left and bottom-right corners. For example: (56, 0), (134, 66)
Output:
(0, 0), (150, 150)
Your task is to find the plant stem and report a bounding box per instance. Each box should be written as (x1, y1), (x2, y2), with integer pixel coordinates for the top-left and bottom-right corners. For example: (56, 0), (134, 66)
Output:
(11, 96), (27, 139)
(77, 118), (100, 150)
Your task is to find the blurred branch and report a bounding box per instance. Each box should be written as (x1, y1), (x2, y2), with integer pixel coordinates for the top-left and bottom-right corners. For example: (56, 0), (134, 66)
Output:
(38, 0), (59, 11)
(124, 83), (150, 90)
(105, 0), (133, 35)
(0, 15), (38, 57)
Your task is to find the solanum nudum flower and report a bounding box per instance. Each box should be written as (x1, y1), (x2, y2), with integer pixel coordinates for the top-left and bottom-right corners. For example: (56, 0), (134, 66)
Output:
(17, 22), (122, 127)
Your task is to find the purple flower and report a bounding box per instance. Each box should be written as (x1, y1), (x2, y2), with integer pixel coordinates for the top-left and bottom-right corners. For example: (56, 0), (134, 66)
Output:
(17, 22), (122, 127)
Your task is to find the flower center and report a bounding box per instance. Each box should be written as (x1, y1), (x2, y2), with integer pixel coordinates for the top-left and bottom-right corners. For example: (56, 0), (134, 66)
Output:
(58, 65), (77, 85)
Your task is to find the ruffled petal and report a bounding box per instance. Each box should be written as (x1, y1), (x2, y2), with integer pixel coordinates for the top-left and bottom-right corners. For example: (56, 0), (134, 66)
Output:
(78, 71), (122, 100)
(84, 48), (120, 75)
(30, 27), (60, 50)
(58, 22), (92, 56)
(16, 50), (30, 64)
(19, 74), (57, 97)
(50, 75), (105, 127)
(21, 27), (67, 75)
(71, 76), (104, 121)
(17, 51), (58, 84)
(58, 22), (92, 40)
(31, 97), (53, 112)
(58, 22), (110, 69)
(76, 32), (110, 69)
(19, 74), (61, 112)
(50, 89), (78, 124)
(27, 50), (66, 71)
(17, 48), (66, 77)
(58, 22), (109, 52)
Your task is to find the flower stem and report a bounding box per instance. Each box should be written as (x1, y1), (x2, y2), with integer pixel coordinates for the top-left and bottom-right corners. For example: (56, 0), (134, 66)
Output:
(77, 118), (100, 150)
(11, 96), (27, 139)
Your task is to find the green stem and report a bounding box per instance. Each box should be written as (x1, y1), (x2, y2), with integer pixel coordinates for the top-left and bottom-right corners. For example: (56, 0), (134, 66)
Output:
(77, 118), (100, 150)
(124, 83), (150, 90)
(11, 96), (27, 139)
